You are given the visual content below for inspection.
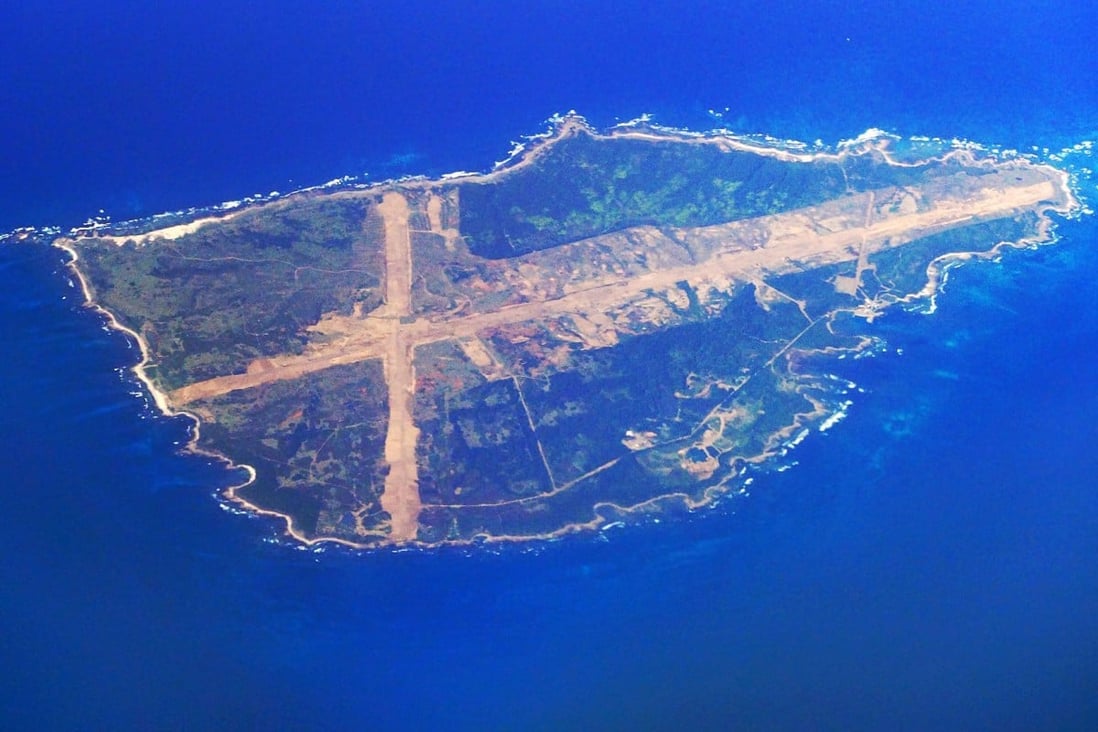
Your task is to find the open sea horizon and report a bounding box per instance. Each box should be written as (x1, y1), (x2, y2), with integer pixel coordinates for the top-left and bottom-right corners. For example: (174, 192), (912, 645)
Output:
(2, 2), (1096, 729)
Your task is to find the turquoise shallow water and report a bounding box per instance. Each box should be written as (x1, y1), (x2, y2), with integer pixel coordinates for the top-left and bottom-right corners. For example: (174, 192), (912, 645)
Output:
(2, 2), (1097, 730)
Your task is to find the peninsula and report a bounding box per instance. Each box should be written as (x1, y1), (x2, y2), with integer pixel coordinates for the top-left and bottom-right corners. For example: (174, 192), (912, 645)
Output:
(55, 115), (1078, 548)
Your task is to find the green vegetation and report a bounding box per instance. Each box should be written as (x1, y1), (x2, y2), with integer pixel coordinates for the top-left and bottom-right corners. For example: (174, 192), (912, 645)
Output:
(199, 360), (389, 538)
(78, 197), (383, 391)
(457, 131), (853, 257)
(413, 286), (820, 542)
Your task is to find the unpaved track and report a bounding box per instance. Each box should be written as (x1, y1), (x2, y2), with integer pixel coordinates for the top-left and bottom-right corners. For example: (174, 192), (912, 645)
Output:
(169, 175), (1062, 409)
(375, 192), (422, 541)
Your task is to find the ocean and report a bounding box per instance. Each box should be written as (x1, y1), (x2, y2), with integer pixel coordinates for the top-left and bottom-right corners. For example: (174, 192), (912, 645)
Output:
(2, 2), (1097, 730)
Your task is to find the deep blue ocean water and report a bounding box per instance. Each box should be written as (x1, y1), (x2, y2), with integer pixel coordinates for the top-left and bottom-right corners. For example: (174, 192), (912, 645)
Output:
(2, 2), (1097, 730)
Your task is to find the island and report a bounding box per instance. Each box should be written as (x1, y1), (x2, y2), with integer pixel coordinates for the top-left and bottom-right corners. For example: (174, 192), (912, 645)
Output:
(54, 114), (1078, 548)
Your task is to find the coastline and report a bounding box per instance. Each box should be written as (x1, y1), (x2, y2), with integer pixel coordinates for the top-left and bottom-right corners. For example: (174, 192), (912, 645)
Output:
(48, 114), (1084, 551)
(53, 111), (1077, 252)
